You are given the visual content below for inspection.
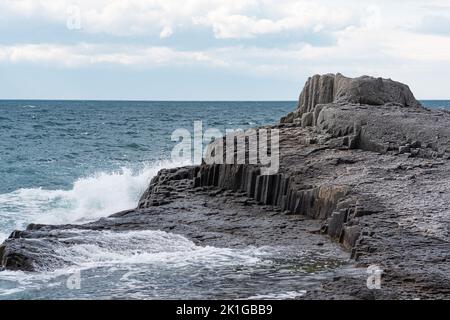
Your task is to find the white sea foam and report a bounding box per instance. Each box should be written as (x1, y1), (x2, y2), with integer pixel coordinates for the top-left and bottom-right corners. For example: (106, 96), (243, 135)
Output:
(0, 231), (7, 243)
(246, 291), (307, 300)
(0, 229), (271, 298)
(0, 159), (191, 236)
(49, 229), (268, 268)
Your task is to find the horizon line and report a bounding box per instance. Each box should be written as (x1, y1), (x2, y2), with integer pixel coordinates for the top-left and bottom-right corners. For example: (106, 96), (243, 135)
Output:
(0, 98), (297, 102)
(0, 98), (447, 102)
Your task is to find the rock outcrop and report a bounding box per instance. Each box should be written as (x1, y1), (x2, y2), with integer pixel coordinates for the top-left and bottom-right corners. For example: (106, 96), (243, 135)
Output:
(281, 73), (422, 124)
(1, 73), (449, 299)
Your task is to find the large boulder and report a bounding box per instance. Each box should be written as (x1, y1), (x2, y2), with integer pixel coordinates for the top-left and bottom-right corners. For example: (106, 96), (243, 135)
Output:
(291, 73), (422, 122)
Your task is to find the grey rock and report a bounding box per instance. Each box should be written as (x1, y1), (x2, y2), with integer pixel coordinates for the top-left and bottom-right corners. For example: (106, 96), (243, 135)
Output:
(301, 112), (314, 127)
(399, 145), (411, 154)
(292, 73), (422, 124)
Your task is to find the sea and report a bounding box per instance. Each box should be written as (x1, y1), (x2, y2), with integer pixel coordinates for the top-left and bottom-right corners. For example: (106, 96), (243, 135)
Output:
(0, 100), (448, 299)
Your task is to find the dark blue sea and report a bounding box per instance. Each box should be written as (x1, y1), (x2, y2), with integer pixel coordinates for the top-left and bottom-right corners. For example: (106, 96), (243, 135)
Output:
(0, 100), (448, 299)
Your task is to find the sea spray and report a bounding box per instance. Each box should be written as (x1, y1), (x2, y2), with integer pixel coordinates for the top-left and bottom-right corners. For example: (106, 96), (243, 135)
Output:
(0, 159), (191, 236)
(0, 231), (7, 243)
(39, 229), (268, 269)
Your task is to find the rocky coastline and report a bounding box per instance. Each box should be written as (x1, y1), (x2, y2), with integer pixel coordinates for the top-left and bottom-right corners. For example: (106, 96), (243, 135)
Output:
(1, 73), (449, 299)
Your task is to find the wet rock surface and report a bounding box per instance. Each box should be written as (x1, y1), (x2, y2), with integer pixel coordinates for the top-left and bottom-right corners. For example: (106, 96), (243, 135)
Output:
(1, 74), (449, 299)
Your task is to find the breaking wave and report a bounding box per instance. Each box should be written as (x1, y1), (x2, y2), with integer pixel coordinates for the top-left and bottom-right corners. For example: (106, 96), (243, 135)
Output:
(0, 159), (191, 241)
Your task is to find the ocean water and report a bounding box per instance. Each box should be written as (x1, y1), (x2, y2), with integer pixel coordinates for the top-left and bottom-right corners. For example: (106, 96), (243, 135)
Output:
(0, 100), (447, 299)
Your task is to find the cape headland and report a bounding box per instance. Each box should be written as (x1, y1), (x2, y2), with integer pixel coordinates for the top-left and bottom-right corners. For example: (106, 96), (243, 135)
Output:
(1, 73), (449, 299)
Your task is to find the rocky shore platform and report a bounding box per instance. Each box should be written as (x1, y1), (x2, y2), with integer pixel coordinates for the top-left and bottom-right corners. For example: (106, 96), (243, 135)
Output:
(1, 73), (449, 299)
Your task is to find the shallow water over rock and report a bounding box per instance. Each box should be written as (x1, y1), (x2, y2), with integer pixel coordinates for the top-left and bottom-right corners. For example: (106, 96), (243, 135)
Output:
(0, 229), (351, 299)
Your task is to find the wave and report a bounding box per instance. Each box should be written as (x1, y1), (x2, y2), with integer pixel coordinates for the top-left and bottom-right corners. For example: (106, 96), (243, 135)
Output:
(0, 159), (191, 241)
(0, 232), (8, 243)
(246, 291), (307, 300)
(44, 229), (268, 269)
(0, 229), (271, 298)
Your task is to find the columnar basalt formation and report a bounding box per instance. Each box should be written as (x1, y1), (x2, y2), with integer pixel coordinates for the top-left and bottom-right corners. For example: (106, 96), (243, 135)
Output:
(1, 74), (449, 299)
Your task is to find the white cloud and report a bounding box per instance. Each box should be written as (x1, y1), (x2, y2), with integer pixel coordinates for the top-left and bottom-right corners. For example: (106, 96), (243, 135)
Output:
(1, 0), (448, 40)
(0, 43), (228, 68)
(0, 0), (358, 38)
(3, 21), (448, 71)
(2, 0), (447, 42)
(192, 1), (353, 39)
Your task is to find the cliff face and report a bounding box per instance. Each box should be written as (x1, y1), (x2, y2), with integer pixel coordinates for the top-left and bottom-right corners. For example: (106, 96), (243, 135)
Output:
(300, 73), (421, 109)
(1, 74), (449, 299)
(281, 73), (422, 124)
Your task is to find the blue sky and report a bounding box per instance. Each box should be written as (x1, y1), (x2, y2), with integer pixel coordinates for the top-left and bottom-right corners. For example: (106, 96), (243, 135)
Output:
(0, 0), (449, 100)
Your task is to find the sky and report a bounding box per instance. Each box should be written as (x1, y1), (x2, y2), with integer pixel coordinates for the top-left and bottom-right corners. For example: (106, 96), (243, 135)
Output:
(0, 0), (449, 100)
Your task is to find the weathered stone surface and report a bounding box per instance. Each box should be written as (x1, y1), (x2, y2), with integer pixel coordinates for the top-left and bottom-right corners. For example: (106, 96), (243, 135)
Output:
(283, 73), (422, 124)
(297, 73), (336, 116)
(333, 74), (422, 108)
(301, 112), (314, 128)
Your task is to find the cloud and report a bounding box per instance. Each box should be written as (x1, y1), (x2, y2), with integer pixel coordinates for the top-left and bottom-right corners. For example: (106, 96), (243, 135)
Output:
(0, 43), (228, 68)
(0, 0), (358, 39)
(1, 0), (448, 41)
(192, 1), (354, 39)
(4, 20), (448, 74)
